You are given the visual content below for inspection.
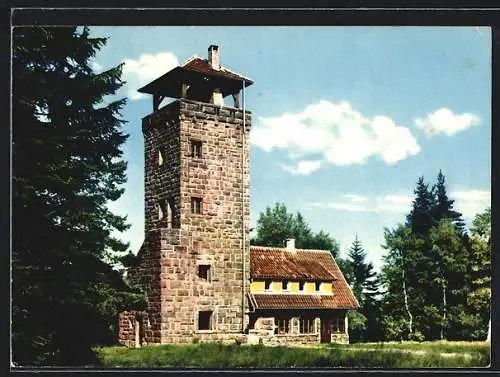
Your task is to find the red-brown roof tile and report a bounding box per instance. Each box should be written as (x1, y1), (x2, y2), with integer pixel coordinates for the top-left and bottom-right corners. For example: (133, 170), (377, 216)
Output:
(183, 57), (253, 84)
(250, 246), (337, 280)
(250, 293), (359, 310)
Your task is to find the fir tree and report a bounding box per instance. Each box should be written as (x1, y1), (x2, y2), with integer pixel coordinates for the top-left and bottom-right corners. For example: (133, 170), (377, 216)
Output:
(406, 176), (435, 236)
(12, 26), (144, 366)
(432, 170), (466, 234)
(346, 235), (381, 341)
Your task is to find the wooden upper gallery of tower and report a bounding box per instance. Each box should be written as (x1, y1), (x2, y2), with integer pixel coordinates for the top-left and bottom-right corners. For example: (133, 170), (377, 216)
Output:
(138, 45), (254, 111)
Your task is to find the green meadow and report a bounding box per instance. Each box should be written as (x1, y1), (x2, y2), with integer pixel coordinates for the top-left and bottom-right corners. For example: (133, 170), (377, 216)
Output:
(94, 341), (490, 369)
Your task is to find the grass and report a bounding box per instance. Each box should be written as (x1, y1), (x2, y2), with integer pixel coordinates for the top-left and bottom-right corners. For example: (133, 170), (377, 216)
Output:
(94, 341), (490, 368)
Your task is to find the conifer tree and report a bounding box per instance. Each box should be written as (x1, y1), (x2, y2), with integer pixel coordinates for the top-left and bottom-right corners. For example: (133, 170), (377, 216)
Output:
(432, 170), (466, 234)
(406, 176), (435, 236)
(12, 26), (144, 366)
(346, 236), (381, 341)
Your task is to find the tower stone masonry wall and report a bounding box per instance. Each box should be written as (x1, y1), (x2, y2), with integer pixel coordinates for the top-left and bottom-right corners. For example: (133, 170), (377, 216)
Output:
(122, 99), (252, 345)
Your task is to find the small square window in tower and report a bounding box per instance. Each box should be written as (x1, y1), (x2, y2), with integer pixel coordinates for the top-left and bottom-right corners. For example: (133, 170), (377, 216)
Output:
(198, 311), (213, 330)
(190, 140), (203, 158)
(191, 197), (202, 214)
(198, 265), (211, 281)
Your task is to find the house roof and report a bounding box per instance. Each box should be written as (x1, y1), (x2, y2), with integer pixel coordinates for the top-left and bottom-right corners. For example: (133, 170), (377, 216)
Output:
(249, 245), (360, 310)
(137, 55), (253, 98)
(250, 246), (338, 281)
(249, 293), (359, 310)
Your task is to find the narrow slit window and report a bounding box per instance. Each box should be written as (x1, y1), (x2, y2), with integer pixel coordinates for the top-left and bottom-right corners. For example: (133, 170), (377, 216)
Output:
(299, 281), (305, 291)
(198, 265), (211, 281)
(198, 311), (212, 330)
(264, 281), (271, 291)
(282, 280), (290, 291)
(190, 140), (203, 158)
(191, 197), (202, 214)
(158, 148), (165, 166)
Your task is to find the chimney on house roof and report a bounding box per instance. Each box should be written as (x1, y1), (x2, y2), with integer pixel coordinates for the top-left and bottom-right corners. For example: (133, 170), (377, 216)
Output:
(286, 238), (295, 250)
(208, 45), (220, 70)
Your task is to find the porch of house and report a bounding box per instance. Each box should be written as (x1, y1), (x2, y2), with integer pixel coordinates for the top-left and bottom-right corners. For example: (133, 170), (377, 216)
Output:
(246, 309), (350, 346)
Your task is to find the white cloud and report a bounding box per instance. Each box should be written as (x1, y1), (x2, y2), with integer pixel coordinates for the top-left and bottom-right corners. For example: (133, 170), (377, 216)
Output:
(251, 100), (420, 169)
(327, 202), (371, 212)
(122, 52), (179, 100)
(415, 108), (480, 137)
(343, 194), (369, 202)
(451, 189), (490, 219)
(281, 160), (322, 175)
(310, 193), (414, 214)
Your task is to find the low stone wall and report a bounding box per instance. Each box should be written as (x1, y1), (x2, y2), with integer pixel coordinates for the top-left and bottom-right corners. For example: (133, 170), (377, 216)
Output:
(192, 331), (247, 345)
(118, 311), (148, 348)
(331, 332), (349, 344)
(262, 333), (320, 346)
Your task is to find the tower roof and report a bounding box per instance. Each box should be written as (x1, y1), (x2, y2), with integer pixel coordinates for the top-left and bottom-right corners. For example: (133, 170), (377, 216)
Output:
(137, 53), (253, 99)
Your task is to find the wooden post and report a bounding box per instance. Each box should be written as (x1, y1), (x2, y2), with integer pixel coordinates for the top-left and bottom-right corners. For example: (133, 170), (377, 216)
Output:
(181, 83), (189, 99)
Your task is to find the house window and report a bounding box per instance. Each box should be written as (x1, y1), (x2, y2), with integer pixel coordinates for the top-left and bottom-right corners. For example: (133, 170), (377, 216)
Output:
(191, 197), (202, 214)
(282, 280), (290, 291)
(275, 317), (289, 334)
(198, 311), (213, 330)
(332, 316), (345, 333)
(198, 265), (211, 281)
(191, 140), (203, 158)
(299, 281), (305, 291)
(264, 281), (271, 291)
(300, 317), (315, 334)
(315, 282), (322, 292)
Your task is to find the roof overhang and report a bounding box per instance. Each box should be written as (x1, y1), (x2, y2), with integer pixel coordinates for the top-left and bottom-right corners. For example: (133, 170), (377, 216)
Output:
(138, 66), (253, 99)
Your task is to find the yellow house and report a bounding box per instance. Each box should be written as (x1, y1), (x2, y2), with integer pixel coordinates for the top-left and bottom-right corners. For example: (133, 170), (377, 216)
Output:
(247, 240), (359, 344)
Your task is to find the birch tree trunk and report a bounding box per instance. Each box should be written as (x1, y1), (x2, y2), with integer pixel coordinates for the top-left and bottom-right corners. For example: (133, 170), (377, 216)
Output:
(402, 266), (413, 335)
(441, 280), (447, 340)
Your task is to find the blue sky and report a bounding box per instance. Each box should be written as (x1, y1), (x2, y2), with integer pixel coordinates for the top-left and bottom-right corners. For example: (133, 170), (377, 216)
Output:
(90, 26), (491, 271)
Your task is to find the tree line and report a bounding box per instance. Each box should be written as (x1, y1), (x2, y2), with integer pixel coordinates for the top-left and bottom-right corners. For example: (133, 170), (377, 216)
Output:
(251, 171), (490, 343)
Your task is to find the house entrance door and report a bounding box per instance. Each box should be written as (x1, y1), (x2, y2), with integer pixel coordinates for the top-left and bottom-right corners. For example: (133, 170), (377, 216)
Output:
(320, 318), (332, 343)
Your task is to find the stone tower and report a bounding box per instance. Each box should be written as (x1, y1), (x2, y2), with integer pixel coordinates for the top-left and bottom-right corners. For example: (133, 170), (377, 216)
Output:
(119, 45), (253, 346)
